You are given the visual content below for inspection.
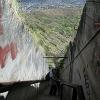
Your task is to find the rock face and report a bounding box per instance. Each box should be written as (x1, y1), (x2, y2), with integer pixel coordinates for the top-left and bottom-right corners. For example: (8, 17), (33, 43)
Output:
(0, 0), (49, 82)
(60, 0), (100, 100)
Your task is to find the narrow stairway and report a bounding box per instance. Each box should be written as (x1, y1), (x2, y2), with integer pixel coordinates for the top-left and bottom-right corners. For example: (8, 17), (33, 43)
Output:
(36, 87), (60, 100)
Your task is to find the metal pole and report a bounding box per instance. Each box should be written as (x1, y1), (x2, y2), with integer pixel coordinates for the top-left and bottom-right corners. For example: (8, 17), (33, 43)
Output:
(43, 57), (68, 58)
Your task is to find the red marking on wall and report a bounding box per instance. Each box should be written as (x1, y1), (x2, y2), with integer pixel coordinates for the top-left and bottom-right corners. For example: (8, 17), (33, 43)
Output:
(11, 42), (17, 60)
(95, 22), (100, 28)
(0, 47), (5, 68)
(0, 42), (18, 68)
(0, 1), (4, 35)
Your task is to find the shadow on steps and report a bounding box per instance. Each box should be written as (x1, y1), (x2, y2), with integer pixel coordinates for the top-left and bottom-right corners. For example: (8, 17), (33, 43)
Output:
(5, 82), (49, 100)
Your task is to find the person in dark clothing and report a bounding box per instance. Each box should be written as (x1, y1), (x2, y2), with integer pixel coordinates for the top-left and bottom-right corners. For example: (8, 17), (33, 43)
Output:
(56, 80), (61, 96)
(55, 68), (61, 95)
(49, 81), (57, 96)
(45, 72), (51, 81)
(49, 69), (57, 96)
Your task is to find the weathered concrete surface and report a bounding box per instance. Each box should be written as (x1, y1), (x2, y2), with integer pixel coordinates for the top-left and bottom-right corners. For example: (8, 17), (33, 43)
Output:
(60, 0), (100, 100)
(5, 82), (49, 100)
(6, 86), (36, 100)
(36, 86), (60, 100)
(5, 82), (59, 100)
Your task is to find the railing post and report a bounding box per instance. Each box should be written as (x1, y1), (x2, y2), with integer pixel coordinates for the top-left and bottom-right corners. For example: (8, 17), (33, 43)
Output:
(60, 84), (63, 100)
(77, 86), (85, 100)
(72, 88), (77, 100)
(59, 82), (85, 100)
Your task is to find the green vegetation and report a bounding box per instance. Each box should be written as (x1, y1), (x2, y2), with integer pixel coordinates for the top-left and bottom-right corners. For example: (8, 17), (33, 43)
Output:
(21, 7), (83, 57)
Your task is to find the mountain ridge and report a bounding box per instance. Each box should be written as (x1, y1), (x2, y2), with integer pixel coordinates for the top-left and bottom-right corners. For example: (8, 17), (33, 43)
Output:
(18, 0), (85, 5)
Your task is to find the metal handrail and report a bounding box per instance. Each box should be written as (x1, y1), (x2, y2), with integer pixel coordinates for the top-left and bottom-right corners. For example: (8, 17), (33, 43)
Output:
(0, 78), (86, 100)
(60, 82), (85, 100)
(0, 79), (86, 100)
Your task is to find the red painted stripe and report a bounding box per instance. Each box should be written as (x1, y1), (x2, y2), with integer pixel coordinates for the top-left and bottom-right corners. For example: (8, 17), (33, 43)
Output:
(95, 23), (100, 27)
(10, 42), (17, 60)
(0, 43), (18, 68)
(0, 47), (6, 68)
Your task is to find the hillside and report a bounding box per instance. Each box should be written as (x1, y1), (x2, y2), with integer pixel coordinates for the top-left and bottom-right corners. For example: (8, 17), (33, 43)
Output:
(21, 7), (83, 57)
